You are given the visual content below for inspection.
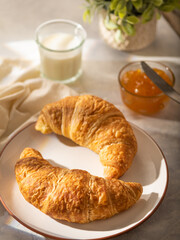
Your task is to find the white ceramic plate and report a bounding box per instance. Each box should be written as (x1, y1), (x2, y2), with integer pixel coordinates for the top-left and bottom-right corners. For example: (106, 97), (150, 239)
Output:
(0, 122), (168, 240)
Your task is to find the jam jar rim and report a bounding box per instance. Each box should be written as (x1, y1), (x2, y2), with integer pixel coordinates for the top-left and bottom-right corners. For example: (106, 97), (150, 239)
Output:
(118, 61), (175, 99)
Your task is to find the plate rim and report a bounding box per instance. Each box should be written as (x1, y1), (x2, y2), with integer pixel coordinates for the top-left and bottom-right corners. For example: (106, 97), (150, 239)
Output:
(0, 121), (169, 240)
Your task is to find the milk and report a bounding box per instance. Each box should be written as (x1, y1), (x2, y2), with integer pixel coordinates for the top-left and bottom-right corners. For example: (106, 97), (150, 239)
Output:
(39, 33), (82, 81)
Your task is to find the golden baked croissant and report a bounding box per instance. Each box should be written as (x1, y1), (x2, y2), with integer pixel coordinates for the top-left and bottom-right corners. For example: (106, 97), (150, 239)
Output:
(15, 148), (143, 223)
(35, 95), (137, 179)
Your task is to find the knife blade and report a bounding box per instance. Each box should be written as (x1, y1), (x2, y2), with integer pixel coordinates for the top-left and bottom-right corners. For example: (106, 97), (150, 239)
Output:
(141, 61), (180, 104)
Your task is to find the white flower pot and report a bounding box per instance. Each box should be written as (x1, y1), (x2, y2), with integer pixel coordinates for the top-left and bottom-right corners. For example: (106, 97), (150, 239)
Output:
(99, 11), (157, 51)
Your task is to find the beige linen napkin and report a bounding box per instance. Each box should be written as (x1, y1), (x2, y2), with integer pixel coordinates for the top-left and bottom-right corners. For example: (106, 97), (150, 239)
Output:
(0, 58), (77, 151)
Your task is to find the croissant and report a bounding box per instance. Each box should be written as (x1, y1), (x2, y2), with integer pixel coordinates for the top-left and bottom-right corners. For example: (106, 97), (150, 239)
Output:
(35, 95), (137, 179)
(15, 148), (142, 223)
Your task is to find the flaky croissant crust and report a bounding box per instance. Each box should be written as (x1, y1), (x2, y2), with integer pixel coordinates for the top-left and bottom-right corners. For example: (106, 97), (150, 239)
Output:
(15, 148), (143, 223)
(35, 95), (137, 178)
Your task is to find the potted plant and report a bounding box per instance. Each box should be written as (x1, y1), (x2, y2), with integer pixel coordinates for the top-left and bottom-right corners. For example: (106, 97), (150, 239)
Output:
(83, 0), (180, 51)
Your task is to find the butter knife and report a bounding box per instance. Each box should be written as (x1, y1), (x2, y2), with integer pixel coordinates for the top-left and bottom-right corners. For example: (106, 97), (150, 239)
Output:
(141, 61), (180, 104)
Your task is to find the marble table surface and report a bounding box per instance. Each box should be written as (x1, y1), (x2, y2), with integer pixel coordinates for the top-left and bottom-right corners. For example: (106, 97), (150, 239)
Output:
(0, 1), (180, 240)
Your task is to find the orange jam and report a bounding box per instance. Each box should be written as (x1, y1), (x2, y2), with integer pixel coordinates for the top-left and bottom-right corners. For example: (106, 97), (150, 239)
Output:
(120, 68), (173, 115)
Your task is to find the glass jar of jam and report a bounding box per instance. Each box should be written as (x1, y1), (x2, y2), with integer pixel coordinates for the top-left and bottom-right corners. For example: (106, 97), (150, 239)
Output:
(118, 61), (175, 115)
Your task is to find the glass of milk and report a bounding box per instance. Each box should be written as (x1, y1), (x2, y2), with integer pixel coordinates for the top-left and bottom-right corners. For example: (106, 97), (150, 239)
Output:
(36, 19), (86, 83)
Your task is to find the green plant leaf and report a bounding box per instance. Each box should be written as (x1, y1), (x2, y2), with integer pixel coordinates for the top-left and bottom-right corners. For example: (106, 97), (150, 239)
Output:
(126, 1), (133, 13)
(159, 4), (176, 12)
(132, 0), (143, 11)
(114, 29), (123, 43)
(104, 16), (119, 30)
(115, 0), (126, 16)
(125, 15), (140, 24)
(142, 4), (154, 23)
(110, 0), (119, 11)
(122, 21), (135, 35)
(176, 4), (180, 10)
(118, 6), (127, 19)
(173, 0), (180, 9)
(151, 0), (163, 7)
(83, 9), (91, 22)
